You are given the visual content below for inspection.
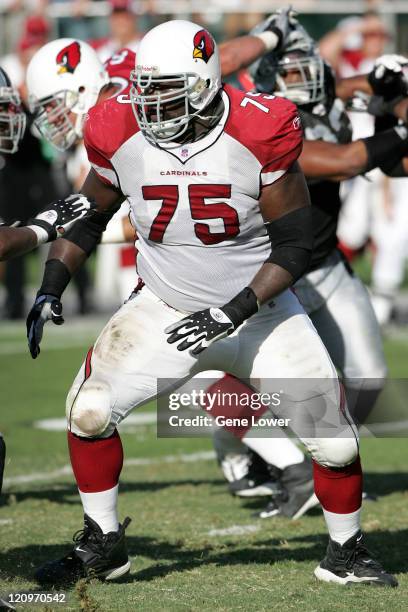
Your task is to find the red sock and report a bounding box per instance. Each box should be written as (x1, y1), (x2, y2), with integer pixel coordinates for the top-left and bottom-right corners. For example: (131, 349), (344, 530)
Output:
(313, 456), (363, 513)
(68, 429), (124, 493)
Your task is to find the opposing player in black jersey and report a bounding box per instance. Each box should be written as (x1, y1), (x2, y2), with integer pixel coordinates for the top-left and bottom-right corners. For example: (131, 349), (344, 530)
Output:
(0, 65), (94, 502)
(210, 16), (408, 585)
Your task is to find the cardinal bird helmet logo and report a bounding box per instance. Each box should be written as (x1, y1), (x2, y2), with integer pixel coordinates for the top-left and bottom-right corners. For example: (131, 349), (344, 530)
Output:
(193, 29), (215, 64)
(56, 42), (81, 75)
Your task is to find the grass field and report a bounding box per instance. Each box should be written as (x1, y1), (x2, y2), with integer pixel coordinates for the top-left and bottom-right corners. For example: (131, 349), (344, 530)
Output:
(0, 319), (408, 611)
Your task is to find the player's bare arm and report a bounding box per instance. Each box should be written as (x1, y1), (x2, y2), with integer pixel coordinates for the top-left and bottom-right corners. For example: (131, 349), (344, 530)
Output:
(219, 37), (268, 78)
(220, 8), (296, 78)
(335, 75), (372, 101)
(0, 226), (37, 261)
(219, 34), (271, 78)
(26, 171), (123, 358)
(43, 170), (123, 272)
(299, 126), (408, 181)
(0, 195), (94, 262)
(248, 162), (312, 303)
(299, 140), (369, 181)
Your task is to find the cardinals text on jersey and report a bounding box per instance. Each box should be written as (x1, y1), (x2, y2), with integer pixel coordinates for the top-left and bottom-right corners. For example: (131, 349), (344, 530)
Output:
(84, 85), (302, 312)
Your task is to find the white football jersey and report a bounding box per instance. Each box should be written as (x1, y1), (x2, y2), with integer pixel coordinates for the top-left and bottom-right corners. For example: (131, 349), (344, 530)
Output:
(84, 84), (302, 312)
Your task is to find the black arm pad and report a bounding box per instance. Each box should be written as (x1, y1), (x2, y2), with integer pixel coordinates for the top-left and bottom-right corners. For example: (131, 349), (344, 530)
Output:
(63, 207), (119, 255)
(362, 126), (408, 173)
(265, 206), (314, 282)
(39, 259), (71, 299)
(380, 159), (406, 177)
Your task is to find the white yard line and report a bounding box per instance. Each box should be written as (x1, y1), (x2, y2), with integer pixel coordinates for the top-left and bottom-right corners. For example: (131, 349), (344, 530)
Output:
(34, 415), (408, 436)
(34, 413), (157, 431)
(0, 339), (95, 355)
(208, 524), (260, 537)
(3, 450), (216, 487)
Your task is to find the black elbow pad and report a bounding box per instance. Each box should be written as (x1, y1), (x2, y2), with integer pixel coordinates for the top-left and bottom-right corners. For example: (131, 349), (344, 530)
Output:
(265, 206), (314, 282)
(379, 159), (406, 177)
(64, 207), (118, 255)
(363, 126), (408, 173)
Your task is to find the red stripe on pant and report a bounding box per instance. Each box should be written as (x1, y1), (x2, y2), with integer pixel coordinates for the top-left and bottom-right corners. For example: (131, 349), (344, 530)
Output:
(84, 346), (93, 380)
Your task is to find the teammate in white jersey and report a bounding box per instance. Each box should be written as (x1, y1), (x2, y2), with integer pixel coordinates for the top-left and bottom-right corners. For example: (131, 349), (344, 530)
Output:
(27, 21), (396, 588)
(0, 65), (93, 262)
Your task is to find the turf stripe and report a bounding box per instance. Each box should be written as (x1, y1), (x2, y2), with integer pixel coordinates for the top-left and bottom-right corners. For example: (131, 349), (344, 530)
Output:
(3, 450), (215, 487)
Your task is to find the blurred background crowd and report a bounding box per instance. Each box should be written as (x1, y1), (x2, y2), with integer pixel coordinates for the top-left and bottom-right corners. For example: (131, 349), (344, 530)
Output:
(1, 0), (408, 326)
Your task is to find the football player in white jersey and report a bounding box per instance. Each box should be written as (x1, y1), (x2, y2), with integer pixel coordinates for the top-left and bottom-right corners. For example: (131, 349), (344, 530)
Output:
(25, 16), (295, 302)
(27, 21), (396, 588)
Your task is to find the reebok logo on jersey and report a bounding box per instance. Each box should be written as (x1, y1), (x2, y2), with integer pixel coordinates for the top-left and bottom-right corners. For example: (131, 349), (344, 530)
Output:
(293, 116), (301, 130)
(160, 170), (208, 176)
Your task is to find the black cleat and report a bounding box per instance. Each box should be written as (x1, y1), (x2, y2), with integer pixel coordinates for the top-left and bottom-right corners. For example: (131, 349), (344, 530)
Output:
(254, 498), (282, 519)
(255, 485), (319, 520)
(35, 515), (131, 585)
(279, 457), (319, 519)
(228, 452), (282, 498)
(362, 491), (378, 503)
(315, 531), (398, 587)
(258, 457), (319, 520)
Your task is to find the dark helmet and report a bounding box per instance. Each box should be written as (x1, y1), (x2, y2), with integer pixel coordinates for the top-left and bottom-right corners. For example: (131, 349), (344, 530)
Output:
(0, 66), (26, 153)
(250, 18), (326, 107)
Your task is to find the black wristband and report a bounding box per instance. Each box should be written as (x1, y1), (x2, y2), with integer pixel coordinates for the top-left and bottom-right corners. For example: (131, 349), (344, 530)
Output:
(222, 287), (259, 328)
(27, 218), (54, 241)
(367, 95), (404, 119)
(39, 259), (71, 299)
(362, 126), (408, 173)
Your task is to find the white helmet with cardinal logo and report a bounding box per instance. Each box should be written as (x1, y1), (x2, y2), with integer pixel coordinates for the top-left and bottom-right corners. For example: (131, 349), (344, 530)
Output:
(130, 20), (221, 147)
(26, 38), (108, 150)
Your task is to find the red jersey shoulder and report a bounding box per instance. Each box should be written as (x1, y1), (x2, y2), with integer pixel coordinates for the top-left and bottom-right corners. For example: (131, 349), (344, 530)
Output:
(223, 84), (303, 170)
(84, 95), (138, 160)
(104, 48), (136, 85)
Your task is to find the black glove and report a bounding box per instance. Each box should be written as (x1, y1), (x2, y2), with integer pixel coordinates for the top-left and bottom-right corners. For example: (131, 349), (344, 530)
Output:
(27, 194), (95, 243)
(368, 54), (408, 100)
(165, 307), (235, 356)
(252, 7), (298, 52)
(26, 294), (64, 359)
(165, 287), (258, 356)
